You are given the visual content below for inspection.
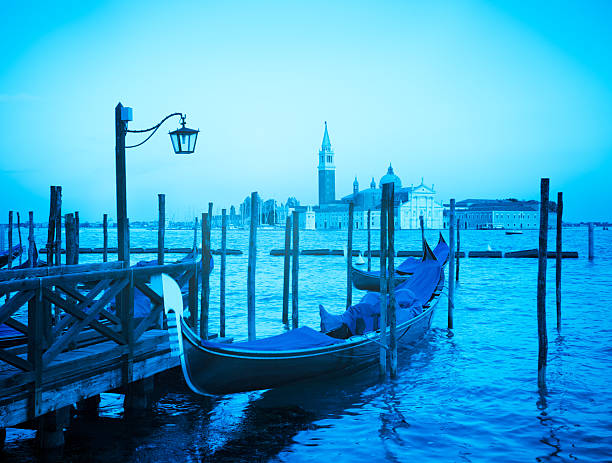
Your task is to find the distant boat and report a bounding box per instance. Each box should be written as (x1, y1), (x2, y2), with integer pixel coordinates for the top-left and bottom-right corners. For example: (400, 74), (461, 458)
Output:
(505, 231), (523, 235)
(351, 234), (448, 292)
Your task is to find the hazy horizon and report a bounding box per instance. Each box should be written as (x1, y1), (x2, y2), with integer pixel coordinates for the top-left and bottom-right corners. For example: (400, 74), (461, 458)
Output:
(1, 0), (611, 222)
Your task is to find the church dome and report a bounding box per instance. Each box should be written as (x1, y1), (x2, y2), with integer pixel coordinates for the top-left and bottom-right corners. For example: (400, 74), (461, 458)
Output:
(380, 164), (402, 189)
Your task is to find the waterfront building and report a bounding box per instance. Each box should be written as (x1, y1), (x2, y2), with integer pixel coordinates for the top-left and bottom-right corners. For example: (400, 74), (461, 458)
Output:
(452, 199), (557, 229)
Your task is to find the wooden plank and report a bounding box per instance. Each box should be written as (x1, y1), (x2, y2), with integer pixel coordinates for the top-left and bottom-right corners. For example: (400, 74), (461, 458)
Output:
(0, 349), (32, 371)
(4, 318), (28, 335)
(43, 278), (129, 366)
(132, 303), (163, 341)
(54, 281), (120, 325)
(0, 262), (123, 282)
(52, 280), (112, 336)
(46, 186), (56, 268)
(54, 186), (62, 266)
(0, 291), (35, 325)
(42, 288), (125, 345)
(282, 215), (291, 325)
(133, 281), (163, 306)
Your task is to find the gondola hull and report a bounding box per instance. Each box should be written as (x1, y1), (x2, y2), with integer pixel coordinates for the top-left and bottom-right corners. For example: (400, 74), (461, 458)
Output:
(175, 303), (437, 395)
(351, 267), (411, 291)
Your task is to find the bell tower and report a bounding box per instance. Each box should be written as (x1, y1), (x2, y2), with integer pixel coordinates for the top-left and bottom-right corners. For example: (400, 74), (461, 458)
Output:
(318, 121), (336, 206)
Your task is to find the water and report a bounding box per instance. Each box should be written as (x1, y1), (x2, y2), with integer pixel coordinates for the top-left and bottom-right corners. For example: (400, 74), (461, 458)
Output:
(3, 227), (611, 462)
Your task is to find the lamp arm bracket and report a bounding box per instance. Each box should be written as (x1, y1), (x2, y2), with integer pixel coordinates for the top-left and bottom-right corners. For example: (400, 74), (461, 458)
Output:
(126, 112), (183, 149)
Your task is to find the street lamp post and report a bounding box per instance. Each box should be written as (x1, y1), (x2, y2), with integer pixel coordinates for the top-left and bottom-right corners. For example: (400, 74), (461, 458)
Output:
(114, 101), (199, 265)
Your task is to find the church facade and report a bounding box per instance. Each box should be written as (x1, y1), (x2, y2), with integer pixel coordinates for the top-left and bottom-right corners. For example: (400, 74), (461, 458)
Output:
(313, 123), (445, 230)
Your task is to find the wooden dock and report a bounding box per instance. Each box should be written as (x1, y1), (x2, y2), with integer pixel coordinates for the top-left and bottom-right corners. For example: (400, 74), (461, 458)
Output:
(0, 259), (199, 445)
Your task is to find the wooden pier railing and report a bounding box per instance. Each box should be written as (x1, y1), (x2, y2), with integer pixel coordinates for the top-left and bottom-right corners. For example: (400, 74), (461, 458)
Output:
(0, 259), (197, 429)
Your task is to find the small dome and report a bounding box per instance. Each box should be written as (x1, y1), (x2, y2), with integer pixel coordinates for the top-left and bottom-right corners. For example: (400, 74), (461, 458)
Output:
(380, 164), (402, 189)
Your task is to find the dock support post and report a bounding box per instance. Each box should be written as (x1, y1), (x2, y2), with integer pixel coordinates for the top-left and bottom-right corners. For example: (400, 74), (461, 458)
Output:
(103, 213), (108, 263)
(220, 208), (227, 338)
(208, 202), (213, 228)
(379, 188), (388, 376)
(247, 192), (258, 340)
(124, 376), (155, 413)
(385, 183), (397, 377)
(28, 211), (35, 267)
(7, 211), (12, 269)
(588, 222), (594, 260)
(367, 209), (372, 272)
(420, 214), (425, 256)
(292, 210), (299, 329)
(201, 212), (211, 340)
(75, 211), (79, 264)
(38, 406), (70, 449)
(537, 178), (549, 391)
(456, 219), (460, 282)
(282, 215), (291, 325)
(556, 192), (563, 331)
(448, 199), (456, 329)
(347, 202), (354, 308)
(158, 194), (165, 265)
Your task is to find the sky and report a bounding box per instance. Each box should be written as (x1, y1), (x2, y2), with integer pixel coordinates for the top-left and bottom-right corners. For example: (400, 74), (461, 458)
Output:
(1, 0), (611, 222)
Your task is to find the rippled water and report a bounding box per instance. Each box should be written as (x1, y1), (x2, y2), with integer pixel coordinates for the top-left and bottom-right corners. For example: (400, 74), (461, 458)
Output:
(4, 227), (611, 462)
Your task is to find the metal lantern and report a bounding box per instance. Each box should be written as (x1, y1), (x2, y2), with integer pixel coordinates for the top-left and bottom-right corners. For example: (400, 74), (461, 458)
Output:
(169, 115), (199, 154)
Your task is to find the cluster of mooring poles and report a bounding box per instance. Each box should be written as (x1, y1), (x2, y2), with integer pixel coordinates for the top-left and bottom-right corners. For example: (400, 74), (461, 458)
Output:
(536, 178), (566, 391)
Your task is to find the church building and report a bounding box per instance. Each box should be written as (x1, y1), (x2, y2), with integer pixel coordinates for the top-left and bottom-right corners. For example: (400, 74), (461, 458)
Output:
(313, 123), (445, 230)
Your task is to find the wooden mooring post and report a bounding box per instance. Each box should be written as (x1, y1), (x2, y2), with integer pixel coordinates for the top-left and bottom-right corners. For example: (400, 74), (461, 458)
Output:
(46, 187), (56, 267)
(220, 208), (227, 338)
(419, 214), (425, 255)
(7, 211), (12, 269)
(75, 211), (80, 264)
(367, 209), (372, 272)
(103, 213), (108, 263)
(448, 199), (456, 329)
(385, 183), (398, 378)
(379, 188), (388, 376)
(201, 212), (211, 339)
(158, 194), (165, 265)
(54, 186), (62, 266)
(537, 178), (549, 390)
(456, 219), (460, 282)
(347, 202), (354, 308)
(588, 223), (594, 260)
(556, 192), (563, 331)
(292, 210), (299, 329)
(247, 192), (258, 340)
(28, 211), (35, 268)
(65, 213), (77, 265)
(16, 212), (22, 266)
(282, 215), (291, 325)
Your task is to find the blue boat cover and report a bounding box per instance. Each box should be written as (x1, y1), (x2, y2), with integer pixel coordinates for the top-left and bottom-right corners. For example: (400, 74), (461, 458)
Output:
(321, 255), (443, 335)
(207, 326), (345, 351)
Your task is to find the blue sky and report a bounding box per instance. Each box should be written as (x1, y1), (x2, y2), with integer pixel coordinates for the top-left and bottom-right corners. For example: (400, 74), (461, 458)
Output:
(1, 0), (611, 222)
